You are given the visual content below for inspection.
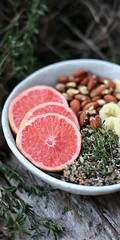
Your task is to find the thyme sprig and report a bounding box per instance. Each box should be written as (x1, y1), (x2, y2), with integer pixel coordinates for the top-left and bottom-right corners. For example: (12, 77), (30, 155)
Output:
(0, 162), (53, 197)
(62, 124), (120, 186)
(80, 125), (120, 175)
(0, 162), (64, 240)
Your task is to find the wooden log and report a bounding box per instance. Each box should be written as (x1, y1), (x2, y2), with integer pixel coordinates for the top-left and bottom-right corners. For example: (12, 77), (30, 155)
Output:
(0, 153), (119, 240)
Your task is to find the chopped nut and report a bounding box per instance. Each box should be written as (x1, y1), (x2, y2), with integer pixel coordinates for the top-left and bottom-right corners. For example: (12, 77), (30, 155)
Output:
(66, 88), (79, 97)
(97, 99), (106, 106)
(62, 93), (72, 101)
(102, 88), (113, 95)
(78, 86), (89, 94)
(66, 82), (77, 88)
(79, 156), (84, 163)
(56, 83), (65, 92)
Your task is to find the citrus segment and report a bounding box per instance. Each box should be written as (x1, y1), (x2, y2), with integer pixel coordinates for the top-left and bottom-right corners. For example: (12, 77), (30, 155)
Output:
(8, 86), (68, 134)
(19, 102), (79, 129)
(16, 113), (81, 172)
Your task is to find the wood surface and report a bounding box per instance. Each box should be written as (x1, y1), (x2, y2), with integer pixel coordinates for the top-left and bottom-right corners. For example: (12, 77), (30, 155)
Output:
(1, 153), (120, 240)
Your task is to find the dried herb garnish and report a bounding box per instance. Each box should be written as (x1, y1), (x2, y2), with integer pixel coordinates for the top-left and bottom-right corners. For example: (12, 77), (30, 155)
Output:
(62, 125), (120, 186)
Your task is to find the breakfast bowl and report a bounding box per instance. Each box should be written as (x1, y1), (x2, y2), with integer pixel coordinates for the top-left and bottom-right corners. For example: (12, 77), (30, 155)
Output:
(2, 59), (120, 195)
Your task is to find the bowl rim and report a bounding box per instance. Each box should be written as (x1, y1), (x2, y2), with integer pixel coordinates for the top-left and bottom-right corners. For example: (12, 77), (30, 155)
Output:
(2, 59), (120, 195)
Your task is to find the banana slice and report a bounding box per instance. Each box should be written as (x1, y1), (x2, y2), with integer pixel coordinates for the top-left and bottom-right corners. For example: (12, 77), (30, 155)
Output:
(99, 103), (120, 121)
(104, 117), (120, 137)
(114, 118), (120, 137)
(114, 79), (120, 92)
(104, 116), (115, 130)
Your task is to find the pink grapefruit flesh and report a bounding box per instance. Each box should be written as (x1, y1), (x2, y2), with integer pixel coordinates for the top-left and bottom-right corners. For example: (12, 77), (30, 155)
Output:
(8, 86), (68, 135)
(19, 102), (79, 129)
(16, 113), (81, 172)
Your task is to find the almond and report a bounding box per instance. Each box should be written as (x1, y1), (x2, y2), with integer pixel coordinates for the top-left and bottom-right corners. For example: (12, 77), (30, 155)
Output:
(107, 79), (116, 89)
(89, 115), (101, 129)
(57, 76), (68, 83)
(73, 69), (88, 78)
(79, 77), (89, 86)
(83, 102), (98, 111)
(103, 94), (117, 103)
(87, 75), (97, 91)
(79, 110), (88, 127)
(91, 96), (101, 101)
(90, 84), (107, 97)
(74, 94), (90, 101)
(70, 99), (81, 113)
(89, 117), (98, 129)
(68, 75), (80, 83)
(95, 115), (101, 127)
(99, 78), (116, 89)
(81, 99), (91, 109)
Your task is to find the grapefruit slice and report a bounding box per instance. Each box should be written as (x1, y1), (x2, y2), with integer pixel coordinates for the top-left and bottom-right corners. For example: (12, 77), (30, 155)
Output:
(19, 102), (79, 129)
(16, 113), (81, 172)
(8, 86), (68, 134)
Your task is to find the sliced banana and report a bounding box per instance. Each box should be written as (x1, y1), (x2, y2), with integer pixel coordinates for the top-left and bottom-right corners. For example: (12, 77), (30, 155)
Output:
(114, 118), (120, 137)
(104, 116), (120, 137)
(99, 103), (120, 121)
(114, 79), (120, 92)
(104, 116), (115, 130)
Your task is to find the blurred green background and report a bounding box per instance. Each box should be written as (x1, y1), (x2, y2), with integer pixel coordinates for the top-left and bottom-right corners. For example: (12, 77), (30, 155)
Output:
(1, 0), (120, 150)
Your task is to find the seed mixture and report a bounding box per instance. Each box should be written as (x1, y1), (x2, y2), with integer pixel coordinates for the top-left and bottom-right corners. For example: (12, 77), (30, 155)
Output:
(62, 125), (120, 186)
(55, 69), (120, 186)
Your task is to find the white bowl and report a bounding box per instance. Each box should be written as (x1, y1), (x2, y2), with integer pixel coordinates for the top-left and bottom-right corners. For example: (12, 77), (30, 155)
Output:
(2, 59), (120, 195)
